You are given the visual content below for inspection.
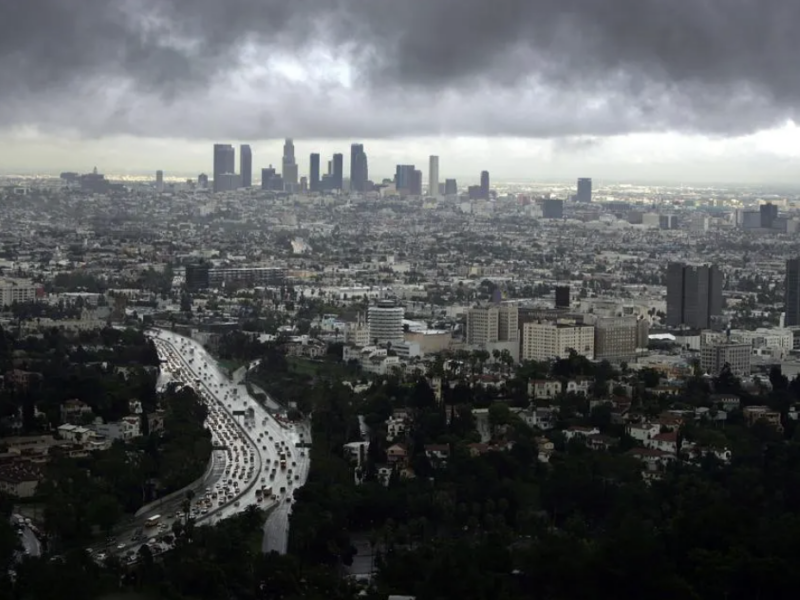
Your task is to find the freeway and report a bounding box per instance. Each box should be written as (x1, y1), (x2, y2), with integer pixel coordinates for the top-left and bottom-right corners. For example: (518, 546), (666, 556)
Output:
(10, 515), (42, 561)
(92, 328), (310, 565)
(148, 330), (310, 555)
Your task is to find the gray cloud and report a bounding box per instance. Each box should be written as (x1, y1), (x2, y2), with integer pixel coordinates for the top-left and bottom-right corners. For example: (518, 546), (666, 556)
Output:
(1, 0), (798, 139)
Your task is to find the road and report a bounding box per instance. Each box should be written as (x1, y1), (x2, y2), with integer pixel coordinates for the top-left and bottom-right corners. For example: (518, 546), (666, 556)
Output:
(149, 330), (310, 556)
(10, 515), (42, 561)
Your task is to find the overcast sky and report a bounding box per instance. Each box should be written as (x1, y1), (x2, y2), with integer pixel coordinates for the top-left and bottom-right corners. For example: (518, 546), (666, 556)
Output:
(3, 0), (800, 184)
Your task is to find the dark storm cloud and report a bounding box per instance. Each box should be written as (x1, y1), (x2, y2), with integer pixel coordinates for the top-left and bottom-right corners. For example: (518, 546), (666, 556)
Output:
(1, 0), (798, 138)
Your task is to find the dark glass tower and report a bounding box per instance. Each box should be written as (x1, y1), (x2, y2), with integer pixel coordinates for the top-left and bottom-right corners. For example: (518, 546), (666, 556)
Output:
(480, 170), (490, 199)
(395, 165), (415, 193)
(350, 143), (368, 192)
(577, 178), (592, 203)
(785, 259), (800, 326)
(332, 154), (344, 190)
(213, 144), (235, 193)
(239, 144), (252, 188)
(309, 153), (320, 192)
(666, 263), (723, 329)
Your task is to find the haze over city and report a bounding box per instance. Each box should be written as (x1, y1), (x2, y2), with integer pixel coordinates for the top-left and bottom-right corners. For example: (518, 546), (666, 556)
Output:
(3, 0), (800, 183)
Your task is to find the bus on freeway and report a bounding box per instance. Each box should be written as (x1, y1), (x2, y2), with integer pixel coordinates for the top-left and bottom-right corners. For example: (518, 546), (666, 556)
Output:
(144, 515), (161, 528)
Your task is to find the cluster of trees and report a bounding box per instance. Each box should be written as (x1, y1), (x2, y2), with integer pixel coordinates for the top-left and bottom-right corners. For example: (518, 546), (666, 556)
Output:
(39, 383), (212, 548)
(44, 267), (174, 297)
(0, 327), (160, 433)
(1, 505), (357, 600)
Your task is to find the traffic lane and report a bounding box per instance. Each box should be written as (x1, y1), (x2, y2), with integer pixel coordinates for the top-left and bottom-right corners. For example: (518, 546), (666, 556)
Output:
(151, 337), (266, 515)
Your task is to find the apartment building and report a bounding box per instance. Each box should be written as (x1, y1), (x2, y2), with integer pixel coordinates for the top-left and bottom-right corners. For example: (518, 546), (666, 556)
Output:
(700, 341), (752, 377)
(522, 321), (595, 361)
(594, 316), (649, 362)
(466, 304), (518, 345)
(0, 278), (42, 307)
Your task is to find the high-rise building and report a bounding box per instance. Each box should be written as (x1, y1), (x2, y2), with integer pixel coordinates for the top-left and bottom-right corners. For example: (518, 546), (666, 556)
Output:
(785, 259), (800, 327)
(428, 155), (439, 196)
(368, 300), (405, 345)
(332, 154), (344, 190)
(521, 321), (595, 361)
(213, 144), (235, 193)
(185, 263), (211, 291)
(555, 286), (570, 309)
(282, 139), (297, 187)
(411, 169), (423, 196)
(542, 199), (564, 219)
(309, 153), (320, 192)
(593, 317), (643, 362)
(666, 263), (723, 330)
(444, 179), (458, 195)
(261, 167), (279, 191)
(395, 165), (416, 194)
(466, 305), (518, 345)
(198, 173), (208, 189)
(701, 341), (751, 377)
(577, 178), (592, 203)
(350, 143), (369, 192)
(760, 202), (778, 229)
(155, 170), (164, 192)
(480, 170), (490, 199)
(239, 144), (252, 188)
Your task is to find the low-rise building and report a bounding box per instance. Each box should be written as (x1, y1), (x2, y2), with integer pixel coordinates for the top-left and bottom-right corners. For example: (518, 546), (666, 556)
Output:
(0, 464), (41, 498)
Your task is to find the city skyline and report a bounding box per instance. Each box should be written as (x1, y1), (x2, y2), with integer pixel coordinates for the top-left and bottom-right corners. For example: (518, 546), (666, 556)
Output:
(5, 131), (800, 187)
(3, 2), (800, 184)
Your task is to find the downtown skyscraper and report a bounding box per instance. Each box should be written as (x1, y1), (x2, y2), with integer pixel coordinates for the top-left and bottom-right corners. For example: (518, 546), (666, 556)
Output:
(309, 153), (320, 192)
(350, 143), (368, 192)
(212, 144), (235, 193)
(480, 170), (490, 200)
(282, 138), (298, 188)
(239, 144), (252, 188)
(428, 155), (439, 196)
(332, 153), (344, 190)
(577, 178), (593, 203)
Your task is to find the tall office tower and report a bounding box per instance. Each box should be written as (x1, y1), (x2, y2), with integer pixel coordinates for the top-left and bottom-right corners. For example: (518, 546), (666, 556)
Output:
(480, 170), (490, 199)
(261, 167), (276, 191)
(327, 160), (333, 175)
(155, 170), (164, 192)
(198, 173), (208, 189)
(666, 263), (723, 330)
(555, 286), (570, 309)
(332, 154), (344, 190)
(309, 153), (320, 192)
(350, 143), (368, 192)
(444, 178), (458, 195)
(428, 155), (439, 195)
(299, 177), (308, 192)
(411, 170), (423, 195)
(577, 177), (592, 203)
(785, 259), (800, 326)
(542, 199), (564, 219)
(760, 202), (778, 229)
(282, 138), (297, 187)
(213, 144), (235, 192)
(368, 300), (405, 345)
(283, 164), (298, 190)
(239, 144), (252, 188)
(394, 165), (416, 193)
